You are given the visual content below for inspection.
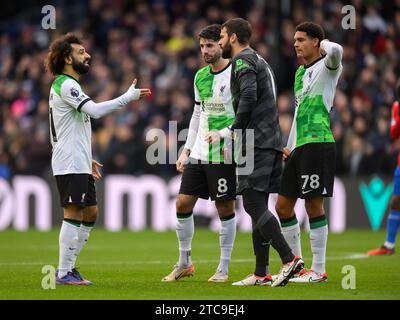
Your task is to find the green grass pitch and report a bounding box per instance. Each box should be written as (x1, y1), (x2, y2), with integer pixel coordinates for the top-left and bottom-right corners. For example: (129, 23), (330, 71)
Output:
(0, 229), (399, 300)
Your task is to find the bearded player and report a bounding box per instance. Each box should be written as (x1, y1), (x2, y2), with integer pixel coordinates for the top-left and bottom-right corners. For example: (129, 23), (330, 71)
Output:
(162, 24), (237, 283)
(45, 33), (150, 285)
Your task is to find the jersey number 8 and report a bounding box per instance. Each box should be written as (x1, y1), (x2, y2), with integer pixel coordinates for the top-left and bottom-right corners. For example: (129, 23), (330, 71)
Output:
(217, 178), (228, 193)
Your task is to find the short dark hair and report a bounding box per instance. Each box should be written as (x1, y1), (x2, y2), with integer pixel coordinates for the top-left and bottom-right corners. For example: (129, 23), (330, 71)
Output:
(44, 33), (82, 75)
(222, 18), (252, 45)
(296, 22), (325, 45)
(198, 24), (221, 42)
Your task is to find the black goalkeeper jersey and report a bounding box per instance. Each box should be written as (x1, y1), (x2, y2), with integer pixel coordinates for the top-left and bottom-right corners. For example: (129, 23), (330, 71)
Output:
(230, 47), (283, 152)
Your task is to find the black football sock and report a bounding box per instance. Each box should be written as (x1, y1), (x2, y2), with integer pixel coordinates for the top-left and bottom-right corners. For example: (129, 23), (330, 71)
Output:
(242, 188), (294, 265)
(252, 227), (270, 277)
(257, 214), (295, 264)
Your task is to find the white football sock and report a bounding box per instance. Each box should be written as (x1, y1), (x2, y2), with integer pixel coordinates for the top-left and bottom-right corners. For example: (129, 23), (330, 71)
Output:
(71, 224), (93, 269)
(217, 214), (236, 274)
(384, 241), (395, 249)
(58, 220), (80, 278)
(310, 223), (328, 274)
(176, 213), (194, 268)
(281, 221), (302, 258)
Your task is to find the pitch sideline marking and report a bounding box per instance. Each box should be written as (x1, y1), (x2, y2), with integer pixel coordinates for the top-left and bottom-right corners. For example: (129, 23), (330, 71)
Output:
(0, 253), (369, 267)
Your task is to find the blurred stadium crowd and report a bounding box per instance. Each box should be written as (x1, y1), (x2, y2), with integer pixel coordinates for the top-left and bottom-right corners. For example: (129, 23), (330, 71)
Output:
(0, 0), (399, 179)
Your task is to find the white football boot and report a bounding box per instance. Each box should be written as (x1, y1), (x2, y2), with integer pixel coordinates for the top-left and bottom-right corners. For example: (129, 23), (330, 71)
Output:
(271, 256), (304, 287)
(289, 269), (328, 283)
(161, 263), (195, 282)
(232, 274), (272, 286)
(208, 269), (229, 283)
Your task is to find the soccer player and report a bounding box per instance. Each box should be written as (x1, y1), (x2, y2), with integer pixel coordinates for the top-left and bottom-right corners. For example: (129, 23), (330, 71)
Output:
(162, 24), (237, 283)
(368, 83), (400, 256)
(213, 18), (304, 287)
(274, 22), (343, 283)
(45, 33), (151, 285)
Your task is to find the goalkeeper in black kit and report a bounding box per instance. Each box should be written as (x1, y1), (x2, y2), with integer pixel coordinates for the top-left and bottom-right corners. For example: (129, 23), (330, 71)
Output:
(206, 18), (304, 287)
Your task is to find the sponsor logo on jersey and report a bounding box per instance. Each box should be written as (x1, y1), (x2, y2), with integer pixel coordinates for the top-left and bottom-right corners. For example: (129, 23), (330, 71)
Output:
(295, 85), (312, 107)
(202, 101), (225, 113)
(234, 59), (250, 74)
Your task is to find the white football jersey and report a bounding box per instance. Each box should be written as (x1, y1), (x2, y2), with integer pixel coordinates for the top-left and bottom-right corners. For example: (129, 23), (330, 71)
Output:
(48, 74), (92, 175)
(190, 63), (235, 163)
(287, 54), (343, 152)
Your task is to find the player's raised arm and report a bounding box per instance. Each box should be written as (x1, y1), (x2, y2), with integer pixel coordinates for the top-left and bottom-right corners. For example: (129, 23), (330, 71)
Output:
(320, 39), (343, 70)
(79, 79), (151, 119)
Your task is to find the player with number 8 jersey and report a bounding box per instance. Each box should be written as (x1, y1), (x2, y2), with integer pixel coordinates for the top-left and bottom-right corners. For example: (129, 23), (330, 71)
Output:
(162, 25), (237, 284)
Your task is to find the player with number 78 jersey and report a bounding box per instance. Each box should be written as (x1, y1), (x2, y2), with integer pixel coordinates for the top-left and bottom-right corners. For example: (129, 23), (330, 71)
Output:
(274, 22), (343, 283)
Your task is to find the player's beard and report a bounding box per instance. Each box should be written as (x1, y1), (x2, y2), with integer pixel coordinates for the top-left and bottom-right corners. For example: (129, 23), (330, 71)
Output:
(203, 52), (221, 64)
(72, 57), (90, 74)
(221, 41), (232, 59)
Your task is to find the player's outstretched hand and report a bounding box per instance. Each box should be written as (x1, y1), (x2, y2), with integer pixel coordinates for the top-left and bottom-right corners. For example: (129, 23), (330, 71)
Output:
(128, 78), (151, 101)
(205, 131), (221, 144)
(282, 147), (291, 161)
(92, 160), (103, 180)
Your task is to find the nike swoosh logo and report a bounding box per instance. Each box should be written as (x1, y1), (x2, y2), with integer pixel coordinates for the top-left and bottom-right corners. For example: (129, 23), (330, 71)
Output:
(282, 260), (299, 277)
(282, 270), (292, 277)
(216, 194), (227, 198)
(302, 189), (313, 194)
(309, 277), (325, 282)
